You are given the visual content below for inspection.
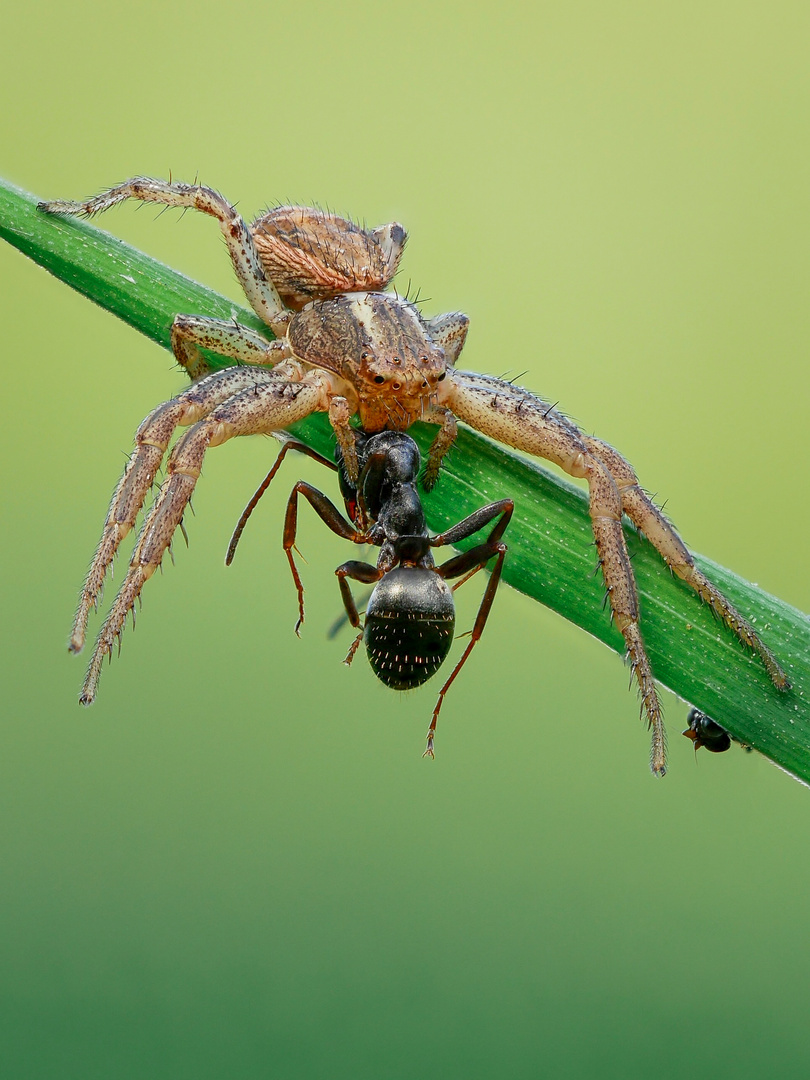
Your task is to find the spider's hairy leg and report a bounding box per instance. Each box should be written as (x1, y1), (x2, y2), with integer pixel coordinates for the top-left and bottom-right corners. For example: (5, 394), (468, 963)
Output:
(170, 314), (290, 380)
(70, 366), (285, 656)
(440, 370), (667, 775)
(421, 406), (458, 491)
(327, 395), (359, 483)
(38, 178), (290, 334)
(425, 312), (470, 365)
(585, 458), (666, 775)
(79, 373), (330, 705)
(583, 437), (790, 691)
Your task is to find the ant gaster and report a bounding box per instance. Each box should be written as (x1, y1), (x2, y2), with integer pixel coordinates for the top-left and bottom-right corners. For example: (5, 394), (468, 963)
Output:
(227, 431), (513, 757)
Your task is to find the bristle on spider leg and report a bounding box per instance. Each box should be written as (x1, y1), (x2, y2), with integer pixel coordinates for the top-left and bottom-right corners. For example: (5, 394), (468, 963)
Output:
(620, 621), (667, 776)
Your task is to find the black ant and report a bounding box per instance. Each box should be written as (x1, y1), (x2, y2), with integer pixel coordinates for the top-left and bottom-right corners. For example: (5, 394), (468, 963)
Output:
(227, 431), (513, 756)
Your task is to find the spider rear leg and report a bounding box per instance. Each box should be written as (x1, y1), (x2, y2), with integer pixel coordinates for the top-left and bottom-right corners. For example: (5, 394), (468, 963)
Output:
(584, 437), (790, 690)
(70, 365), (280, 655)
(39, 178), (290, 334)
(171, 315), (289, 380)
(79, 374), (328, 703)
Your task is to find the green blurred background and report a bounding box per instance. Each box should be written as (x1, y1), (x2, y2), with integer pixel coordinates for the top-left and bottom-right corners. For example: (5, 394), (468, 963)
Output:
(1, 1), (809, 1076)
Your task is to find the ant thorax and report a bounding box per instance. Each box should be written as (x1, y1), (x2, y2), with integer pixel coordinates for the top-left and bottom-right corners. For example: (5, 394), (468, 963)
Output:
(352, 432), (428, 543)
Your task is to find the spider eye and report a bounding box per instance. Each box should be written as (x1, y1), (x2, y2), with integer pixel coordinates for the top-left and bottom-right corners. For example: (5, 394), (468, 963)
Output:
(437, 372), (446, 382)
(361, 352), (369, 360)
(392, 356), (401, 365)
(392, 381), (402, 391)
(374, 375), (385, 384)
(420, 355), (428, 363)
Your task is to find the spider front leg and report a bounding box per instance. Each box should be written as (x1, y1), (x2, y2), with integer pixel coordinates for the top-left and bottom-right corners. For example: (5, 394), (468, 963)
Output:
(418, 312), (470, 491)
(582, 437), (790, 690)
(421, 406), (458, 492)
(440, 369), (789, 775)
(441, 371), (671, 774)
(70, 364), (283, 655)
(78, 371), (330, 704)
(39, 178), (290, 334)
(171, 315), (289, 380)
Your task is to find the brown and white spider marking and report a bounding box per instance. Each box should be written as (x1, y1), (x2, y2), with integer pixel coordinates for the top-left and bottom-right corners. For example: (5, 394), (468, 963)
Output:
(40, 178), (789, 775)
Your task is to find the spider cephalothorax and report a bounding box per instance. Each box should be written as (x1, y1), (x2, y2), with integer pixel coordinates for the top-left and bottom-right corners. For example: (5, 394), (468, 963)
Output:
(39, 178), (790, 774)
(286, 292), (450, 433)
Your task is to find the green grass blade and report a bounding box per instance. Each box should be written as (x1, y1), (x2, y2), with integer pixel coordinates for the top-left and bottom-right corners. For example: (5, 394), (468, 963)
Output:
(2, 176), (807, 780)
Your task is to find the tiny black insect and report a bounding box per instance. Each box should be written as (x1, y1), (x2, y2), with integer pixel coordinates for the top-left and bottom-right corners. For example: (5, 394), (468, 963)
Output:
(683, 708), (732, 754)
(228, 431), (513, 757)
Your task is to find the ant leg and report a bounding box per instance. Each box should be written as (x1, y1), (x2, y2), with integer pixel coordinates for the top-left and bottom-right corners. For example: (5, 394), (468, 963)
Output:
(424, 543), (511, 759)
(170, 314), (290, 380)
(39, 178), (289, 333)
(335, 561), (384, 665)
(431, 499), (514, 551)
(282, 484), (365, 634)
(70, 365), (280, 655)
(226, 440), (337, 565)
(583, 437), (789, 690)
(335, 561), (385, 628)
(422, 500), (514, 757)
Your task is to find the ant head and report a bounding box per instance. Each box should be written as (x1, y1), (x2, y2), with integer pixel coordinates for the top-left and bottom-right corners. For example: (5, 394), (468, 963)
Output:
(364, 567), (455, 690)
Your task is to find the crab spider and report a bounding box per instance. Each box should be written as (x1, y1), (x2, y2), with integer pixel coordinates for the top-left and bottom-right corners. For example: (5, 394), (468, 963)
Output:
(39, 179), (789, 774)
